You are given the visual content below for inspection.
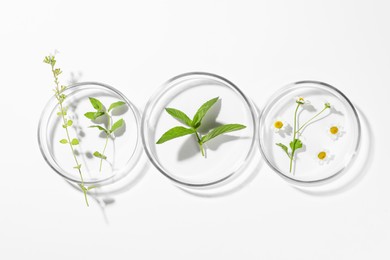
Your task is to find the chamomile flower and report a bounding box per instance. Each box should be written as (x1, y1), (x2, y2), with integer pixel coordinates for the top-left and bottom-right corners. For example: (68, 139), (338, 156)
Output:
(295, 96), (310, 105)
(327, 124), (343, 140)
(272, 118), (287, 133)
(316, 149), (331, 165)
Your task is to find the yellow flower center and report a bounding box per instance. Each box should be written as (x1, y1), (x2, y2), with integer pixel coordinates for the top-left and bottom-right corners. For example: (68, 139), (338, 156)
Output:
(318, 151), (327, 160)
(299, 97), (304, 101)
(274, 121), (284, 129)
(330, 126), (339, 135)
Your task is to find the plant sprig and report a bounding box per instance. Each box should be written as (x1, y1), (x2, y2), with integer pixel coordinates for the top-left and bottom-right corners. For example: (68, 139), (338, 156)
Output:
(44, 55), (95, 206)
(276, 98), (331, 174)
(156, 97), (246, 157)
(84, 97), (126, 171)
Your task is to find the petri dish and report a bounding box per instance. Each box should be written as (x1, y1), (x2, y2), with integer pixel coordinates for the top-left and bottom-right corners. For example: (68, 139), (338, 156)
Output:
(38, 82), (143, 187)
(141, 72), (258, 187)
(259, 81), (361, 184)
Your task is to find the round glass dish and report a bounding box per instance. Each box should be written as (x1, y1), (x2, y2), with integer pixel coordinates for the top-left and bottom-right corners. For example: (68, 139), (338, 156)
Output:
(38, 82), (143, 186)
(141, 72), (257, 187)
(259, 81), (361, 184)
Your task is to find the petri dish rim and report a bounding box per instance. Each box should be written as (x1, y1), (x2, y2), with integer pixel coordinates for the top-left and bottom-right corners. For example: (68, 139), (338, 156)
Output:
(141, 72), (258, 188)
(258, 80), (361, 186)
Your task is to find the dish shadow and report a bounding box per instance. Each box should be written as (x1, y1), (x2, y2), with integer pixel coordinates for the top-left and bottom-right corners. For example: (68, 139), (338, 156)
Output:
(293, 106), (373, 196)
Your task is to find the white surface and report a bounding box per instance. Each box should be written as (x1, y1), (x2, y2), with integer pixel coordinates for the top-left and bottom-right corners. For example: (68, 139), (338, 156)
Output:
(0, 0), (389, 259)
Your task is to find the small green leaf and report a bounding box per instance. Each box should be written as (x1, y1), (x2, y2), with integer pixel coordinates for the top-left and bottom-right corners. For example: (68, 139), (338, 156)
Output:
(88, 97), (104, 111)
(67, 120), (73, 127)
(200, 124), (246, 144)
(59, 139), (68, 144)
(276, 143), (290, 158)
(89, 125), (109, 135)
(165, 108), (192, 127)
(93, 151), (107, 159)
(71, 138), (79, 145)
(87, 185), (97, 191)
(108, 101), (126, 112)
(110, 118), (124, 133)
(84, 112), (95, 119)
(290, 139), (303, 150)
(73, 164), (82, 170)
(192, 97), (219, 128)
(156, 126), (195, 144)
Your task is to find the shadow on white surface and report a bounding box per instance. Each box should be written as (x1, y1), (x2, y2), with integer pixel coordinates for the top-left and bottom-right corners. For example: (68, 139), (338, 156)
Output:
(293, 106), (374, 196)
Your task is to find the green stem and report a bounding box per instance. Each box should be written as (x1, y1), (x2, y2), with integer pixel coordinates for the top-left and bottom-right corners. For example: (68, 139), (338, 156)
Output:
(296, 107), (329, 134)
(290, 103), (301, 173)
(51, 64), (89, 206)
(99, 114), (111, 172)
(195, 132), (205, 157)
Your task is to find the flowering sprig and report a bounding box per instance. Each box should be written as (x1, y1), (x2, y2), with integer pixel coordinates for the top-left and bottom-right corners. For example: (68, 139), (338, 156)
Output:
(275, 98), (331, 174)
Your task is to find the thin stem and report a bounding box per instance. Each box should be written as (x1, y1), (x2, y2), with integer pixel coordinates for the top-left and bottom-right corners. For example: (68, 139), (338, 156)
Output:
(195, 132), (205, 156)
(289, 103), (300, 173)
(99, 114), (111, 172)
(51, 63), (89, 206)
(296, 107), (329, 134)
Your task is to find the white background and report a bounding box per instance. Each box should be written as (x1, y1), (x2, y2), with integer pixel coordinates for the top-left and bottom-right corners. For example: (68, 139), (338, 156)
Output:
(0, 0), (389, 259)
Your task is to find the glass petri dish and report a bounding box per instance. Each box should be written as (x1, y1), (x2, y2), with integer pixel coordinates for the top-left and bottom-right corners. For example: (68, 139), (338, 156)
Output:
(38, 82), (143, 186)
(259, 81), (361, 184)
(141, 72), (257, 187)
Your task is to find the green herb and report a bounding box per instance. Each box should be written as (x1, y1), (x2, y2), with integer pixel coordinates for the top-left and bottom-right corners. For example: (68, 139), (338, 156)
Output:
(84, 98), (126, 171)
(44, 54), (92, 206)
(275, 98), (331, 174)
(156, 97), (246, 157)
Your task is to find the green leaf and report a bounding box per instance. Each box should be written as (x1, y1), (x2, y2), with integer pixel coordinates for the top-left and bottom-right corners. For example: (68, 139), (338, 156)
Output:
(110, 118), (124, 133)
(276, 143), (290, 158)
(73, 164), (82, 170)
(108, 101), (126, 112)
(84, 111), (105, 120)
(93, 151), (107, 159)
(200, 124), (246, 144)
(165, 108), (192, 127)
(192, 97), (219, 128)
(59, 139), (68, 144)
(290, 139), (303, 151)
(89, 125), (109, 135)
(71, 138), (79, 145)
(88, 97), (104, 111)
(67, 120), (73, 127)
(156, 126), (196, 144)
(87, 185), (97, 190)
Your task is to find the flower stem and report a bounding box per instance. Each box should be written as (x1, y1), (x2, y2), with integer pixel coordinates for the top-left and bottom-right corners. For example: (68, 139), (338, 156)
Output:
(99, 114), (111, 172)
(296, 106), (329, 134)
(290, 103), (301, 173)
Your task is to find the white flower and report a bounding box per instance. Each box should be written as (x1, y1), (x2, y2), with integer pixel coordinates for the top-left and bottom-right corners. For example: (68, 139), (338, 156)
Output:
(295, 96), (310, 105)
(272, 118), (287, 133)
(327, 124), (343, 140)
(316, 149), (331, 165)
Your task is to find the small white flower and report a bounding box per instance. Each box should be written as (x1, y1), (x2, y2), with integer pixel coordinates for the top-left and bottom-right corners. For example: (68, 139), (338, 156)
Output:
(316, 149), (331, 165)
(327, 124), (343, 140)
(272, 118), (287, 133)
(295, 96), (310, 105)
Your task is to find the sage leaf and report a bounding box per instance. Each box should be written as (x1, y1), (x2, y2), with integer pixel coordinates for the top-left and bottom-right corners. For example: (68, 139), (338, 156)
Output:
(84, 112), (95, 120)
(89, 125), (109, 135)
(108, 101), (126, 112)
(156, 126), (195, 144)
(165, 108), (192, 126)
(201, 124), (246, 144)
(110, 118), (124, 133)
(192, 97), (219, 128)
(89, 97), (104, 111)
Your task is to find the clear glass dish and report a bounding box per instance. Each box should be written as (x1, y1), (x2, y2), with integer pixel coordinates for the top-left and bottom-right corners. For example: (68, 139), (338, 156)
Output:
(141, 72), (258, 187)
(259, 81), (361, 184)
(38, 82), (143, 187)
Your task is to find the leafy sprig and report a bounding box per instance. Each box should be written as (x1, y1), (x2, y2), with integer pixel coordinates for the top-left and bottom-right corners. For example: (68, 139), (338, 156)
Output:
(84, 97), (126, 171)
(156, 97), (246, 157)
(44, 55), (95, 206)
